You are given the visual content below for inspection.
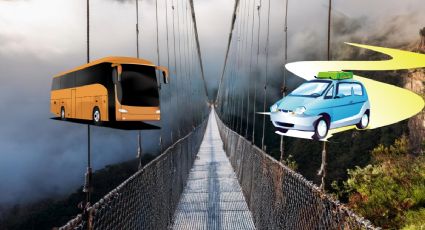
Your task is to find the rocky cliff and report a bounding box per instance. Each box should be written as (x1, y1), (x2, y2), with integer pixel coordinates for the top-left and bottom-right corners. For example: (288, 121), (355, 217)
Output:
(403, 27), (425, 155)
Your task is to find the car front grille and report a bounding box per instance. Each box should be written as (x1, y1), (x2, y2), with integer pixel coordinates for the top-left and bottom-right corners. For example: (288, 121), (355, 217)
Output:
(279, 109), (291, 113)
(276, 121), (294, 127)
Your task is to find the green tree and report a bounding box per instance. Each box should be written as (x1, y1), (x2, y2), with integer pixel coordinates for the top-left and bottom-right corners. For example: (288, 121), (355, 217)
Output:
(338, 136), (425, 229)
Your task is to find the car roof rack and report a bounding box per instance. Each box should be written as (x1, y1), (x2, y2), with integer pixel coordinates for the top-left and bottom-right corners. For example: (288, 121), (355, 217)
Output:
(317, 71), (353, 80)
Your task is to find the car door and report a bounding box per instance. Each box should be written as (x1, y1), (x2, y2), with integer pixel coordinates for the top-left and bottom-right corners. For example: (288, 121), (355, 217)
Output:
(350, 83), (366, 116)
(322, 84), (335, 120)
(332, 82), (354, 126)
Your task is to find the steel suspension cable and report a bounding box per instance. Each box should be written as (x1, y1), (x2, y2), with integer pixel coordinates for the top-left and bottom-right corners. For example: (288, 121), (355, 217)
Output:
(245, 0), (254, 138)
(319, 0), (332, 191)
(183, 0), (189, 129)
(252, 0), (262, 144)
(279, 0), (289, 162)
(171, 0), (179, 141)
(236, 9), (244, 132)
(230, 38), (238, 129)
(261, 0), (271, 151)
(186, 1), (195, 127)
(188, 0), (209, 100)
(82, 2), (93, 228)
(155, 0), (161, 82)
(186, 0), (192, 129)
(215, 0), (240, 104)
(228, 31), (238, 127)
(164, 0), (171, 145)
(165, 0), (170, 76)
(176, 0), (183, 137)
(180, 0), (187, 132)
(239, 0), (247, 134)
(154, 0), (164, 151)
(136, 0), (140, 58)
(234, 0), (242, 129)
(241, 0), (251, 136)
(135, 0), (143, 169)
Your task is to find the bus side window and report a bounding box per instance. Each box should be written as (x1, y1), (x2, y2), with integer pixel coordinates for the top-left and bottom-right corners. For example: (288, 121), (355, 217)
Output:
(60, 72), (76, 89)
(75, 63), (109, 87)
(52, 77), (61, 90)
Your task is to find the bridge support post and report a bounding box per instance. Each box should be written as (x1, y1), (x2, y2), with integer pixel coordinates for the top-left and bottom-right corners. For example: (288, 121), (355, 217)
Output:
(80, 124), (94, 230)
(318, 141), (327, 190)
(137, 131), (143, 170)
(83, 125), (93, 202)
(279, 136), (285, 162)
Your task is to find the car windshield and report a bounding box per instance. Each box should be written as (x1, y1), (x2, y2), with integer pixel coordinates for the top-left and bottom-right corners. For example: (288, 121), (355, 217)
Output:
(119, 64), (159, 106)
(289, 81), (330, 97)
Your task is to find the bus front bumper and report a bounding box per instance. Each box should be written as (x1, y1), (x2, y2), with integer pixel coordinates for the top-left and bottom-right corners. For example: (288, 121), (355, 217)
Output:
(119, 113), (160, 121)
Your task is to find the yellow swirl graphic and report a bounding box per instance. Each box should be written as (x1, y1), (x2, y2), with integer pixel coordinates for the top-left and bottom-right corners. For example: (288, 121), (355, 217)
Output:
(285, 43), (425, 137)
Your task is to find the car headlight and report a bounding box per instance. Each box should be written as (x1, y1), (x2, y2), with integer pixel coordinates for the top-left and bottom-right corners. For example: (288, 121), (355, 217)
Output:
(293, 106), (306, 115)
(270, 104), (278, 112)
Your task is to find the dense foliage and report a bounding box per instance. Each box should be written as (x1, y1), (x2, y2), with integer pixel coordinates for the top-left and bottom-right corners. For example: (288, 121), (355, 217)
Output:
(333, 136), (425, 229)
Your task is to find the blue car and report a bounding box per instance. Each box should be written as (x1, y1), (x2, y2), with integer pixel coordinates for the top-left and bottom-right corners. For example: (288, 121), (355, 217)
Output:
(270, 72), (370, 139)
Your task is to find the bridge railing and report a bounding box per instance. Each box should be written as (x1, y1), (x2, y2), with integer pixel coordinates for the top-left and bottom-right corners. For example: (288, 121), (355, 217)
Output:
(215, 111), (377, 230)
(59, 118), (208, 230)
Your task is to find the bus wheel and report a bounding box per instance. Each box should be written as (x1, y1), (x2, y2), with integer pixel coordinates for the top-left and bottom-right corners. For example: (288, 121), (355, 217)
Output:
(93, 107), (101, 125)
(60, 107), (66, 120)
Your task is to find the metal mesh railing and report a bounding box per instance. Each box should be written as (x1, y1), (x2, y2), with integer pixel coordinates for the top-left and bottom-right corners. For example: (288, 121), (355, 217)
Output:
(59, 119), (208, 230)
(214, 111), (377, 230)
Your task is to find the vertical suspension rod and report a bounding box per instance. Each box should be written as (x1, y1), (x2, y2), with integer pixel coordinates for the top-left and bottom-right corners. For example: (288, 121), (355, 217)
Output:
(261, 0), (271, 151)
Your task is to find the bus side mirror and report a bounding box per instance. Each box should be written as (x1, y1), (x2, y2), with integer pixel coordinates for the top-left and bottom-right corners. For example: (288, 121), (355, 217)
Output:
(117, 65), (122, 82)
(112, 69), (118, 84)
(162, 71), (168, 84)
(156, 66), (169, 84)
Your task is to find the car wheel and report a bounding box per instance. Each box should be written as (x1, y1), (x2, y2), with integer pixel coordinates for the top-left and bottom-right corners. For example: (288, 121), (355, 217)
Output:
(356, 111), (369, 129)
(314, 116), (329, 140)
(93, 107), (101, 125)
(60, 107), (66, 120)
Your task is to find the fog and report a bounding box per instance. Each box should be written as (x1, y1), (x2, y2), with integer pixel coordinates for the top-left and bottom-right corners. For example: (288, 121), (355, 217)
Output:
(0, 0), (424, 213)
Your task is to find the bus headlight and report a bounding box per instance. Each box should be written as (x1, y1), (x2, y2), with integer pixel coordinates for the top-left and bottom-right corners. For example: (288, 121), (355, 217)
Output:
(118, 109), (128, 113)
(294, 106), (306, 115)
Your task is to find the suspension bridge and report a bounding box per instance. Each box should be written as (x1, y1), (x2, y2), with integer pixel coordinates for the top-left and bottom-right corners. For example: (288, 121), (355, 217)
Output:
(57, 0), (378, 229)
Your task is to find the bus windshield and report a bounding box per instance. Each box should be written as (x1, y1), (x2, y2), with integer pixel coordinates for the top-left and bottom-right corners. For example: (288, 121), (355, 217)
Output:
(289, 81), (330, 97)
(119, 65), (159, 106)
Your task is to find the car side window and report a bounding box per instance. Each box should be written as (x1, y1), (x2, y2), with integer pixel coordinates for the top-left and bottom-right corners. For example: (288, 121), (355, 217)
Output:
(325, 86), (334, 99)
(352, 83), (363, 96)
(337, 83), (352, 97)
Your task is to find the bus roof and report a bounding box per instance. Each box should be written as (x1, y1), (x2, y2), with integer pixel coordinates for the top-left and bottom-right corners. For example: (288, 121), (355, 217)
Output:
(54, 56), (155, 78)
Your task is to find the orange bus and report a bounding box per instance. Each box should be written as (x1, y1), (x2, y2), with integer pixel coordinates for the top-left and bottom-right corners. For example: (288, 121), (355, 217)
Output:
(51, 57), (169, 124)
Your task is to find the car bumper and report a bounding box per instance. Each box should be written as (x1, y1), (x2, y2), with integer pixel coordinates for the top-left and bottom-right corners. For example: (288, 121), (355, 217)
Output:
(270, 111), (320, 132)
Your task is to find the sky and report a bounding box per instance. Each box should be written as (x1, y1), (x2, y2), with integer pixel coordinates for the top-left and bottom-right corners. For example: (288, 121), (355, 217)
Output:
(0, 0), (424, 209)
